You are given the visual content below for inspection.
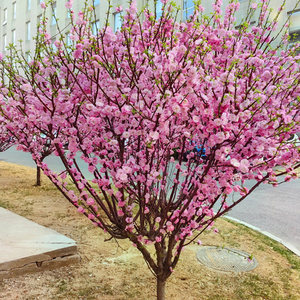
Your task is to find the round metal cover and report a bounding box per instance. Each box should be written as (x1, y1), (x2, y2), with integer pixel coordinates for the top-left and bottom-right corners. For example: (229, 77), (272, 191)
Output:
(196, 246), (258, 273)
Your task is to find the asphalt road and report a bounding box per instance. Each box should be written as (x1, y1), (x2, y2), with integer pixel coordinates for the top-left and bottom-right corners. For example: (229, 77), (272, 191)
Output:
(1, 147), (299, 255)
(226, 179), (300, 255)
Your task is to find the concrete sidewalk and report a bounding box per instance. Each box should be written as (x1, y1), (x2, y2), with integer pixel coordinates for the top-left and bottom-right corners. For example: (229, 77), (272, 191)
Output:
(0, 208), (79, 279)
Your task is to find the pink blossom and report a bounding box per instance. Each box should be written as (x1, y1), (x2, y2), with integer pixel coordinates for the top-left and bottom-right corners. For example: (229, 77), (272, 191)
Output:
(77, 206), (85, 213)
(193, 116), (200, 123)
(262, 70), (272, 81)
(116, 6), (122, 13)
(126, 217), (133, 223)
(239, 159), (250, 173)
(251, 3), (258, 9)
(116, 169), (128, 183)
(40, 2), (46, 9)
(166, 221), (174, 232)
(117, 209), (124, 216)
(88, 213), (95, 220)
(122, 131), (130, 138)
(215, 132), (226, 143)
(86, 198), (95, 205)
(172, 103), (180, 113)
(73, 49), (82, 59)
(233, 185), (240, 192)
(118, 201), (126, 207)
(88, 165), (96, 173)
(126, 224), (134, 232)
(65, 0), (73, 9)
(149, 131), (159, 140)
(239, 187), (249, 196)
(284, 175), (291, 182)
(155, 236), (162, 243)
(21, 84), (32, 93)
(54, 40), (61, 48)
(123, 166), (132, 173)
(230, 158), (240, 168)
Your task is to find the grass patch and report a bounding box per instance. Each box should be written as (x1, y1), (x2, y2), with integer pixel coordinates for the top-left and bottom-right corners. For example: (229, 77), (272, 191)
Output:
(0, 200), (13, 209)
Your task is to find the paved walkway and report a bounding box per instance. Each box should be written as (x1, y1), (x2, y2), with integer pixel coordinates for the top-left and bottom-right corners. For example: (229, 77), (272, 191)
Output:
(0, 208), (79, 279)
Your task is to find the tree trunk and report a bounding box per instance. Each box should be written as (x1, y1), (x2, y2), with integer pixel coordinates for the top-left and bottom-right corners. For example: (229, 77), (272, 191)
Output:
(157, 276), (166, 300)
(36, 166), (41, 186)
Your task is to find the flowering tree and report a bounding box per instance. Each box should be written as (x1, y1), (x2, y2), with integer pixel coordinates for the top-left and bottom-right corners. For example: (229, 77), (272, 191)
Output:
(0, 50), (55, 185)
(0, 109), (53, 186)
(0, 0), (300, 299)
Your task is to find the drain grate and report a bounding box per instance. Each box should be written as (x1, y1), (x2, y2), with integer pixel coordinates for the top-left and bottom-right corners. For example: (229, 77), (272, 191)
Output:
(196, 246), (258, 273)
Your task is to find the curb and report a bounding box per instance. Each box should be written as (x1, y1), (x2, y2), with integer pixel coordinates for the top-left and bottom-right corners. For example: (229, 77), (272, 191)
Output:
(224, 216), (300, 257)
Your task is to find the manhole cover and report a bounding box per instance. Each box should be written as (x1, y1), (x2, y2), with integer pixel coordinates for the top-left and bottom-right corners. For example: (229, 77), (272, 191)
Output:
(196, 246), (258, 273)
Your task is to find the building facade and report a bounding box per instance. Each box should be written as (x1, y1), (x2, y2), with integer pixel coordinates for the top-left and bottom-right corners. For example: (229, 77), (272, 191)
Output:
(0, 0), (299, 56)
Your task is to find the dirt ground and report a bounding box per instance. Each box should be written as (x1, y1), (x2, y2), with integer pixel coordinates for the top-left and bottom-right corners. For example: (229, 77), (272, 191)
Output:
(0, 161), (299, 300)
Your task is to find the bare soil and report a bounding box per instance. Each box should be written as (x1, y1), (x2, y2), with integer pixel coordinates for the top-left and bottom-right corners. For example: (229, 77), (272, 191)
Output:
(0, 161), (299, 300)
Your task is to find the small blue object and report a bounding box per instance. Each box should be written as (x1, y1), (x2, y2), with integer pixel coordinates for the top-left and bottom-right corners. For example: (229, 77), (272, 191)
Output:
(194, 144), (206, 158)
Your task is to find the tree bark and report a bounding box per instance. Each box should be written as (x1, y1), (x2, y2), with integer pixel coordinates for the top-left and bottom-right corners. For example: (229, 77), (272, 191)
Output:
(157, 276), (166, 300)
(36, 166), (41, 186)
